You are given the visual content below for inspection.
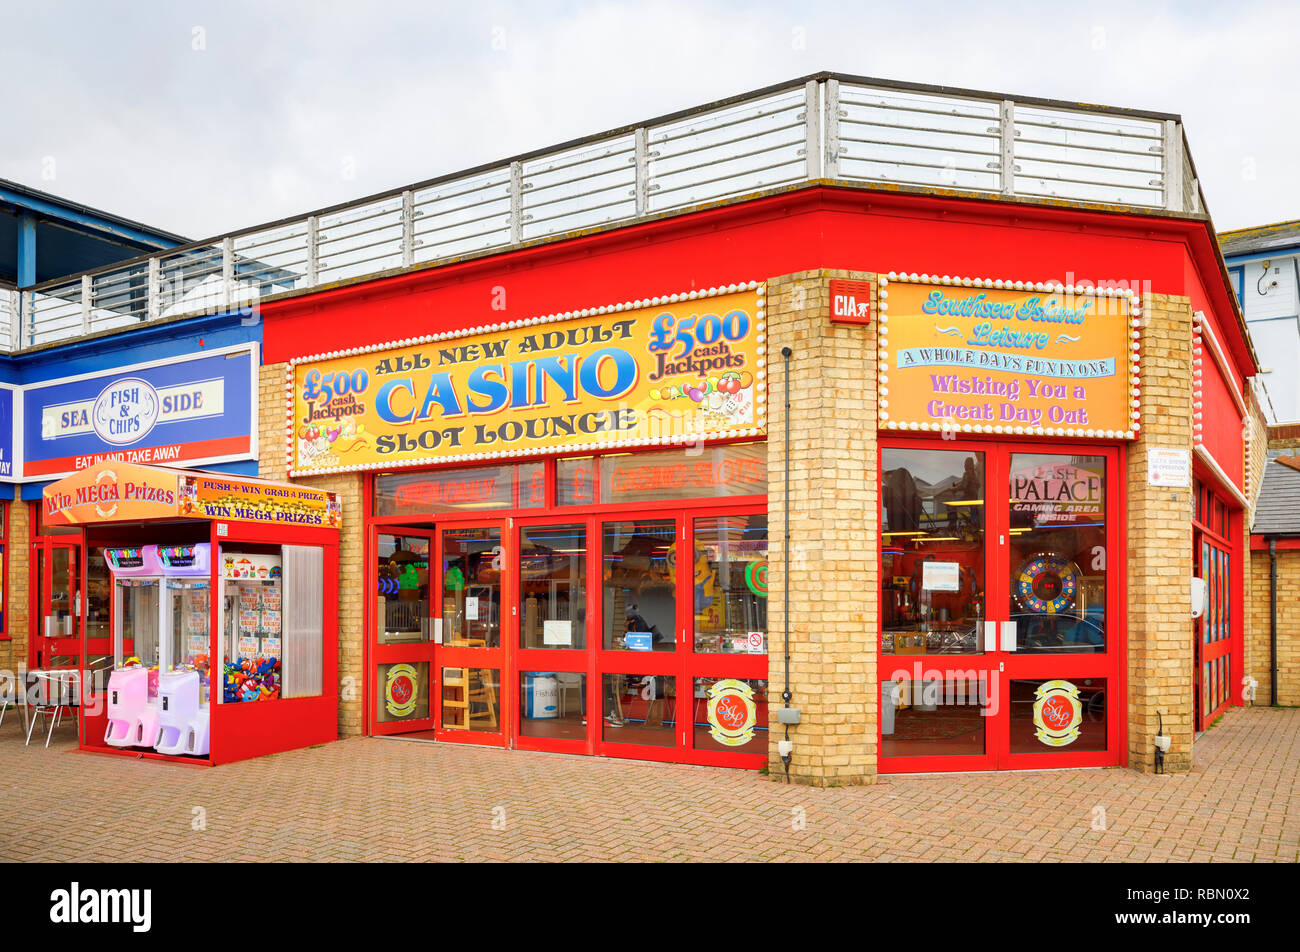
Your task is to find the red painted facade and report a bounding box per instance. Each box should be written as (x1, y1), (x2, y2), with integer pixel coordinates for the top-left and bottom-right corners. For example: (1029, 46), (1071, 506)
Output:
(261, 184), (1254, 771)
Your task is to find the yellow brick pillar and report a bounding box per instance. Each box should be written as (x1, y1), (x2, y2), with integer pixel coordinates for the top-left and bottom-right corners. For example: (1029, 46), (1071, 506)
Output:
(2, 499), (32, 671)
(1126, 293), (1195, 772)
(766, 270), (879, 786)
(300, 473), (365, 738)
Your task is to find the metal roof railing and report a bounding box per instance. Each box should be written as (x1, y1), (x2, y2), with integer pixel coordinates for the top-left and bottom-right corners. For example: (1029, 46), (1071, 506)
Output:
(10, 72), (1207, 353)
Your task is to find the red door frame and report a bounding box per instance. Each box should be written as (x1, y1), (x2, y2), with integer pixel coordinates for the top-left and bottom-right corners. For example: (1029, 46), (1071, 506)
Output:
(1193, 482), (1237, 730)
(28, 534), (92, 670)
(513, 510), (598, 758)
(877, 437), (1127, 773)
(362, 458), (769, 768)
(431, 517), (510, 748)
(370, 525), (437, 737)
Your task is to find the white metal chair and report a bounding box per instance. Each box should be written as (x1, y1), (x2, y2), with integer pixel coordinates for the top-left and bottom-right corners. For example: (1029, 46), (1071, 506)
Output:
(26, 669), (80, 749)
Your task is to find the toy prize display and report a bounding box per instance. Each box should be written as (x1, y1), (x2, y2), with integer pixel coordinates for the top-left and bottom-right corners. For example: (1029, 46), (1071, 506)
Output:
(220, 553), (284, 703)
(102, 544), (212, 757)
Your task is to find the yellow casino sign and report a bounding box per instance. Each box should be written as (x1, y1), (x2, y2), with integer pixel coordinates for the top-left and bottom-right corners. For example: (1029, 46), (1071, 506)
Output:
(287, 285), (766, 476)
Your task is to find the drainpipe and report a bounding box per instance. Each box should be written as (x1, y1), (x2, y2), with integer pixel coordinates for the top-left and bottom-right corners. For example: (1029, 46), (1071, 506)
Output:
(779, 346), (794, 779)
(1269, 537), (1279, 706)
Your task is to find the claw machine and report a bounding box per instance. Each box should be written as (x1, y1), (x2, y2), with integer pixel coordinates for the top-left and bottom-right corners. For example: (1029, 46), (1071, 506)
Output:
(41, 461), (341, 766)
(102, 544), (213, 755)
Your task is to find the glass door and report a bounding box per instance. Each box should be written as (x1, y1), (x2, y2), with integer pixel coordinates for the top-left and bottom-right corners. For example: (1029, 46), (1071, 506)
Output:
(595, 514), (682, 762)
(372, 528), (436, 735)
(1195, 534), (1232, 730)
(31, 539), (84, 670)
(879, 445), (994, 772)
(591, 506), (770, 767)
(682, 510), (770, 767)
(999, 448), (1118, 769)
(515, 515), (593, 754)
(434, 522), (507, 745)
(879, 442), (1123, 772)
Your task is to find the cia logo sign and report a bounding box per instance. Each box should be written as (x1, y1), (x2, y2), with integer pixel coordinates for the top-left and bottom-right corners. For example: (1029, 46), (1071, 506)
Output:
(1033, 679), (1082, 747)
(92, 378), (160, 446)
(706, 678), (757, 747)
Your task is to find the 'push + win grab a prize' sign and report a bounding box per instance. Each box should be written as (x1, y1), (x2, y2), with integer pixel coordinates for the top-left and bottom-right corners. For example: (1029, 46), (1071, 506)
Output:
(879, 276), (1139, 438)
(288, 286), (765, 475)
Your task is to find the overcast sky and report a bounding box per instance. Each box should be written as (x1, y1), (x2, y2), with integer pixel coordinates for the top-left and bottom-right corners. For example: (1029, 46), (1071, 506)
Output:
(2, 0), (1296, 239)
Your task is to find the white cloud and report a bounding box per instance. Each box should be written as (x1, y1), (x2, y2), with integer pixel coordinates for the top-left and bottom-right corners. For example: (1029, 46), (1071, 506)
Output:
(1, 0), (1295, 236)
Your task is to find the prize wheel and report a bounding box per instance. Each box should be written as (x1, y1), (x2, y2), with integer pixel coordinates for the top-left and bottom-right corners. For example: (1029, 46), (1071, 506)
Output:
(1014, 552), (1079, 614)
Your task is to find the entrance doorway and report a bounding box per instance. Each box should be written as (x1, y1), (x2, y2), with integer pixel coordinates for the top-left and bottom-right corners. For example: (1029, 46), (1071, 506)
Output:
(369, 505), (769, 767)
(878, 440), (1124, 772)
(30, 537), (85, 669)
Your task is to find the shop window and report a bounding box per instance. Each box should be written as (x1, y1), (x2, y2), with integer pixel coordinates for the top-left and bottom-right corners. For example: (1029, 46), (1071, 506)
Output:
(596, 442), (766, 505)
(881, 676), (988, 757)
(86, 548), (110, 650)
(602, 674), (675, 745)
(441, 527), (502, 647)
(374, 465), (513, 516)
(519, 671), (585, 739)
(376, 534), (431, 644)
(217, 545), (325, 703)
(1008, 678), (1107, 754)
(557, 457), (595, 505)
(691, 515), (767, 654)
(120, 580), (161, 678)
(1008, 454), (1107, 653)
(519, 461), (547, 509)
(880, 448), (986, 656)
(519, 524), (585, 649)
(282, 546), (325, 698)
(1200, 540), (1230, 644)
(692, 676), (768, 754)
(602, 520), (675, 651)
(377, 661), (430, 723)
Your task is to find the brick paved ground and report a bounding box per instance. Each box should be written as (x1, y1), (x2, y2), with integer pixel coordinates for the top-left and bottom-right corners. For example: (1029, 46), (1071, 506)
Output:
(2, 707), (1296, 862)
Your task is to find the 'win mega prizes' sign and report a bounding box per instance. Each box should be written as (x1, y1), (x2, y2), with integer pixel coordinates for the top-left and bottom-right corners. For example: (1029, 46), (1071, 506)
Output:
(289, 286), (766, 475)
(880, 276), (1139, 438)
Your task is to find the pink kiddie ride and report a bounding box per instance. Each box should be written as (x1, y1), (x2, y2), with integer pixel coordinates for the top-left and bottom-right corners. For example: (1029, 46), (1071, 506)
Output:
(154, 669), (209, 756)
(103, 666), (161, 748)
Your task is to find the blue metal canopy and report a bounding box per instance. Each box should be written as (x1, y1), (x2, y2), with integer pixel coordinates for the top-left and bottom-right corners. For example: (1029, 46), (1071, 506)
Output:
(0, 178), (187, 287)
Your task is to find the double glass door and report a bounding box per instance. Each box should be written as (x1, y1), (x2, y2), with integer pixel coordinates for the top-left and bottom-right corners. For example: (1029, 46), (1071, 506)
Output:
(371, 506), (769, 767)
(879, 441), (1122, 772)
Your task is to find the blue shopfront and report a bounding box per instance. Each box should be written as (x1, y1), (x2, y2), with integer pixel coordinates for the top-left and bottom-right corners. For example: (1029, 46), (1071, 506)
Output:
(0, 313), (262, 673)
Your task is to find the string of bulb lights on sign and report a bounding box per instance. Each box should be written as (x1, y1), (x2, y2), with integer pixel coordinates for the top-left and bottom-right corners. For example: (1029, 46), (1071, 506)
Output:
(876, 271), (1143, 439)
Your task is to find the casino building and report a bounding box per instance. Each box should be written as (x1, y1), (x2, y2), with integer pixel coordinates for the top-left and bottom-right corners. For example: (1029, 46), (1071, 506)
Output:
(6, 74), (1270, 783)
